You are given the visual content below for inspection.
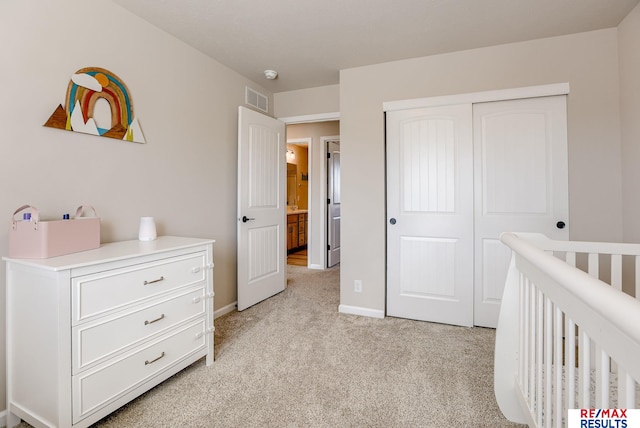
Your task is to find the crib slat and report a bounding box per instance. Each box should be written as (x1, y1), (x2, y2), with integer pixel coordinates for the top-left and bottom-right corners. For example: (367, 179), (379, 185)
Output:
(524, 277), (532, 402)
(566, 318), (576, 410)
(553, 306), (563, 428)
(529, 280), (536, 409)
(536, 288), (544, 427)
(544, 296), (552, 428)
(588, 253), (599, 278)
(595, 346), (610, 408)
(519, 273), (527, 397)
(579, 330), (591, 408)
(611, 254), (622, 291)
(617, 369), (636, 409)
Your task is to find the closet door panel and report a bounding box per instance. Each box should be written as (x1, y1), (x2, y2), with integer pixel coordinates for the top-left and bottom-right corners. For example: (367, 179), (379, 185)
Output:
(473, 95), (569, 327)
(386, 104), (474, 327)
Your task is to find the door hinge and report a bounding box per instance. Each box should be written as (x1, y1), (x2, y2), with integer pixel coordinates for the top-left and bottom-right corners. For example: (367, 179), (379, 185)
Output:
(327, 245), (330, 251)
(327, 153), (331, 159)
(327, 198), (330, 204)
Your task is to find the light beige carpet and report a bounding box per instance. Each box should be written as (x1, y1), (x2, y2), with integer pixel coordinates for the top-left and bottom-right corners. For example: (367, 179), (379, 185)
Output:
(17, 265), (523, 428)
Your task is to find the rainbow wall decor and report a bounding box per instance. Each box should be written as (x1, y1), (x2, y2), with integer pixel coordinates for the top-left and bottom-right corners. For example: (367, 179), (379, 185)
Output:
(44, 67), (145, 143)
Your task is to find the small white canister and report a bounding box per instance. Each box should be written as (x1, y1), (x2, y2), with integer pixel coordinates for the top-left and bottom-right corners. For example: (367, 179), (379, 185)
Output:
(138, 217), (157, 241)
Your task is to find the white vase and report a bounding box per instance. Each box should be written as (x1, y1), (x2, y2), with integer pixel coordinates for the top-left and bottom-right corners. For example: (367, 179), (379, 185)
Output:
(138, 217), (157, 241)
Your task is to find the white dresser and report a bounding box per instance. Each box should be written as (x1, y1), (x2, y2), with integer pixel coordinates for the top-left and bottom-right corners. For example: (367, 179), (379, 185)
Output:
(3, 236), (215, 428)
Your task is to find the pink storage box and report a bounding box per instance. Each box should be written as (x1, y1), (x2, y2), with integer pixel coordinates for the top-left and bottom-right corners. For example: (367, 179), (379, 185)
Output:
(9, 205), (101, 259)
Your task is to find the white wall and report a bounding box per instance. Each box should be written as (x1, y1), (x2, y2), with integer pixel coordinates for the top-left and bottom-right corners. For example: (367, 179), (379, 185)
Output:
(0, 0), (271, 412)
(619, 3), (640, 243)
(339, 29), (624, 314)
(274, 85), (340, 118)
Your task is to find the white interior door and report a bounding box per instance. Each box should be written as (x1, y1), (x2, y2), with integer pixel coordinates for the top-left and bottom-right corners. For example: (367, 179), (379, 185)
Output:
(473, 95), (569, 327)
(237, 106), (286, 311)
(327, 141), (341, 267)
(386, 104), (474, 327)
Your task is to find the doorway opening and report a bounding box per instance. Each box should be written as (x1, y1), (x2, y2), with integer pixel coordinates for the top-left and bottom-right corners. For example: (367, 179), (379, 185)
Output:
(286, 139), (310, 266)
(284, 120), (340, 269)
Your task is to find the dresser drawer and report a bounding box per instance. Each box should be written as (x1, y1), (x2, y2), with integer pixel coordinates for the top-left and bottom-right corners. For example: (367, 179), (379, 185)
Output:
(72, 287), (206, 373)
(72, 252), (206, 324)
(72, 319), (206, 424)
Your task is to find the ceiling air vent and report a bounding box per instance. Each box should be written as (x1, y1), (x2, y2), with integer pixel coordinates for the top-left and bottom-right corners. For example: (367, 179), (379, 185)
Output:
(245, 87), (268, 113)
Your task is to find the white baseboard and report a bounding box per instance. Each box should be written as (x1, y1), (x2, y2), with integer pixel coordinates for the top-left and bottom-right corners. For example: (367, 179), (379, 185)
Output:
(308, 263), (324, 270)
(214, 301), (237, 319)
(0, 409), (7, 427)
(338, 304), (385, 319)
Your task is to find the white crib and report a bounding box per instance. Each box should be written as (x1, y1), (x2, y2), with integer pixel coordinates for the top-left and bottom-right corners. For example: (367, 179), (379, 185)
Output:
(494, 233), (640, 427)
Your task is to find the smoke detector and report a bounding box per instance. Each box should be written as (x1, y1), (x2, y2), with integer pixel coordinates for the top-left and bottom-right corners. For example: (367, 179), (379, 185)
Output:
(264, 69), (278, 80)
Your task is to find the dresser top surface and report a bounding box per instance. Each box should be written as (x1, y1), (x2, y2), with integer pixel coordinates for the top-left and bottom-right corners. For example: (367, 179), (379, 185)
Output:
(3, 236), (214, 271)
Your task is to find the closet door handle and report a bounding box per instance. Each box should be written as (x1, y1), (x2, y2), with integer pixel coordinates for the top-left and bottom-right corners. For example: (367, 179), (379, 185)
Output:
(556, 221), (566, 229)
(389, 218), (397, 225)
(242, 215), (255, 223)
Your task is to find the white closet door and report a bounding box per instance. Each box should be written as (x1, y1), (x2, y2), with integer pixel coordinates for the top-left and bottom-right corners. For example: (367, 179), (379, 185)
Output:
(473, 95), (569, 327)
(386, 104), (474, 327)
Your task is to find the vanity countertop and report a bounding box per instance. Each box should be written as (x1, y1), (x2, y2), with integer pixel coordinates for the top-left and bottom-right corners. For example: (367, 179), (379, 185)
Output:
(287, 209), (308, 215)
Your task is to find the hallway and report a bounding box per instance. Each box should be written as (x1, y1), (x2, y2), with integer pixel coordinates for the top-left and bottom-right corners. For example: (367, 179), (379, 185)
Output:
(287, 248), (307, 266)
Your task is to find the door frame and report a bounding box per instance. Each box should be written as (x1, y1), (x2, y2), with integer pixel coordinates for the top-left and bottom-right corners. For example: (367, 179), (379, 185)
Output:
(279, 112), (340, 270)
(383, 83), (569, 112)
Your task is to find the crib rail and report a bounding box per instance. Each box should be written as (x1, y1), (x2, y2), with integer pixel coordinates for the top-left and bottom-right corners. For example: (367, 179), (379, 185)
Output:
(494, 233), (640, 427)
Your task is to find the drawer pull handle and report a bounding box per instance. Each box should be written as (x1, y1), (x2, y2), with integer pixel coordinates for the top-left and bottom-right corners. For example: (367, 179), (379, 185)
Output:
(145, 351), (165, 366)
(144, 276), (165, 285)
(144, 314), (165, 325)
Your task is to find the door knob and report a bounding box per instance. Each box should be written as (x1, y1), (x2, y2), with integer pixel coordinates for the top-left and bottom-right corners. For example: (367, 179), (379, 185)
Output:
(242, 216), (255, 223)
(556, 221), (566, 229)
(389, 218), (397, 225)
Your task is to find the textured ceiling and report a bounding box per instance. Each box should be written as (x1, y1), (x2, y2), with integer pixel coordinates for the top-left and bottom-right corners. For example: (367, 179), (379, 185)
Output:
(113, 0), (639, 92)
